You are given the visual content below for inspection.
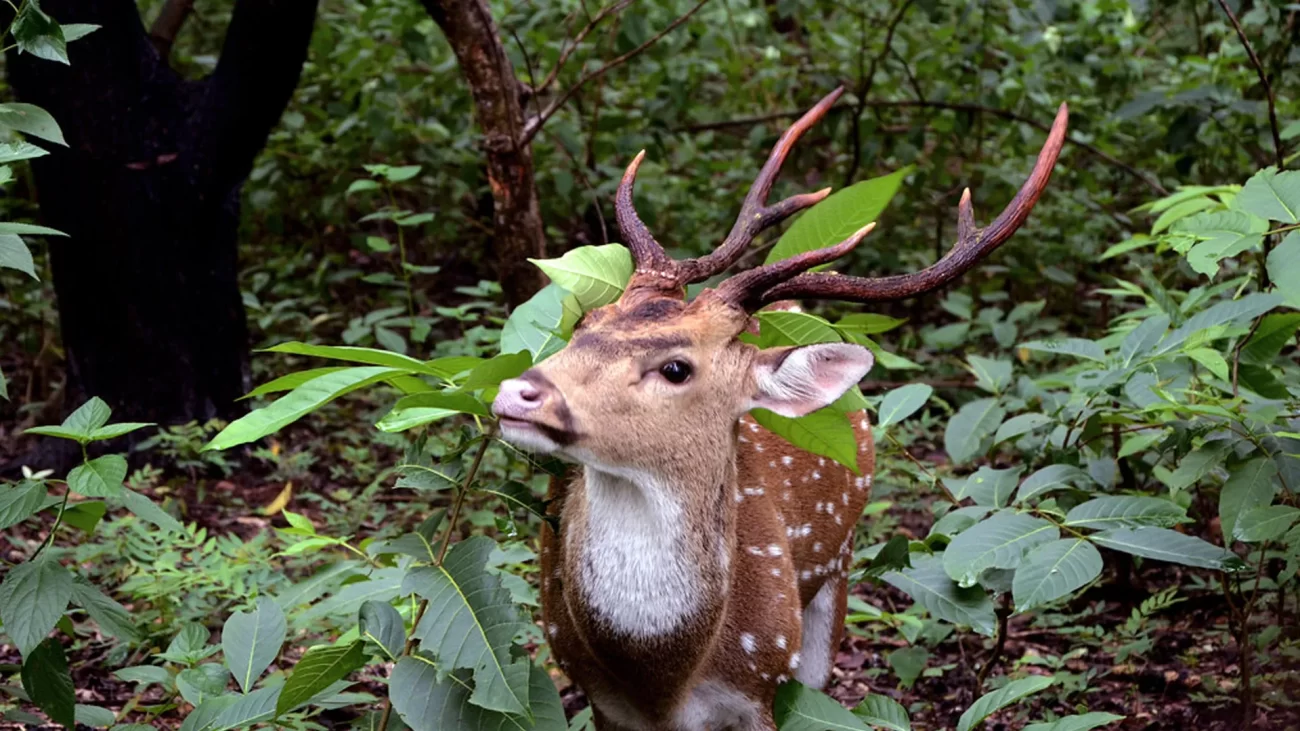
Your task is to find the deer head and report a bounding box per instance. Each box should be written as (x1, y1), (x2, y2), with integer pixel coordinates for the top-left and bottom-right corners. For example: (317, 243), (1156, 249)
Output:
(493, 87), (1068, 480)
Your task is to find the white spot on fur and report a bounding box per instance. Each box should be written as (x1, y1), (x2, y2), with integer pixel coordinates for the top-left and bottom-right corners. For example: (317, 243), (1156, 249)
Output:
(812, 470), (821, 480)
(775, 634), (787, 649)
(842, 492), (850, 505)
(789, 652), (802, 669)
(740, 633), (757, 653)
(783, 491), (792, 501)
(771, 568), (782, 577)
(749, 422), (759, 432)
(818, 458), (825, 466)
(768, 544), (783, 556)
(755, 443), (765, 452)
(547, 623), (558, 636)
(781, 456), (794, 466)
(813, 542), (823, 553)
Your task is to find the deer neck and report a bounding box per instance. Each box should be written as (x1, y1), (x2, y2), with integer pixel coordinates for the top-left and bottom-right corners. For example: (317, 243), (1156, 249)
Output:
(563, 454), (737, 642)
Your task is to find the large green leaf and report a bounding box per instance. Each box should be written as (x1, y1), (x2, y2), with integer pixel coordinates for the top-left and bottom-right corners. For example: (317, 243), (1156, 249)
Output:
(949, 466), (1022, 508)
(1235, 506), (1300, 543)
(1156, 293), (1284, 355)
(756, 311), (842, 347)
(390, 657), (565, 731)
(177, 687), (279, 731)
(263, 342), (437, 376)
(0, 554), (74, 657)
(0, 141), (49, 164)
(1023, 712), (1126, 731)
(1016, 464), (1093, 504)
(1064, 496), (1189, 530)
(121, 488), (185, 534)
(850, 694), (911, 731)
(1241, 312), (1300, 364)
(876, 384), (932, 428)
(529, 244), (632, 310)
(0, 103), (66, 145)
(1173, 210), (1267, 276)
(1092, 527), (1238, 570)
(500, 283), (582, 360)
(459, 351), (533, 392)
(1267, 231), (1300, 310)
(0, 480), (47, 530)
(766, 166), (912, 264)
(774, 681), (873, 730)
(403, 536), (532, 714)
(67, 454), (127, 498)
(275, 641), (366, 717)
(882, 555), (996, 635)
(376, 391), (488, 433)
(1012, 539), (1103, 612)
(1236, 167), (1300, 223)
(943, 512), (1059, 586)
(956, 676), (1056, 731)
(0, 234), (37, 279)
(993, 413), (1053, 445)
(21, 638), (75, 728)
(177, 664), (232, 706)
(300, 567), (405, 621)
(1018, 338), (1106, 362)
(358, 600), (405, 660)
(68, 576), (139, 642)
(222, 597), (287, 693)
(204, 367), (409, 451)
(943, 398), (1005, 465)
(752, 406), (860, 473)
(1219, 457), (1278, 543)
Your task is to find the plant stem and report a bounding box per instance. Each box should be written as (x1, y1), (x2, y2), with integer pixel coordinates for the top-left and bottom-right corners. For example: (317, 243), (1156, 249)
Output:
(375, 426), (496, 731)
(975, 594), (1012, 690)
(30, 489), (70, 562)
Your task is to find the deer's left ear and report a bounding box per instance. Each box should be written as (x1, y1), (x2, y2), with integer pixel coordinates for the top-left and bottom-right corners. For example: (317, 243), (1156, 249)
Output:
(748, 343), (874, 418)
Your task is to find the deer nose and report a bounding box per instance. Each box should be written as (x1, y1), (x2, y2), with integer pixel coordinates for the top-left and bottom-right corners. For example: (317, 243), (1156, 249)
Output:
(493, 371), (555, 418)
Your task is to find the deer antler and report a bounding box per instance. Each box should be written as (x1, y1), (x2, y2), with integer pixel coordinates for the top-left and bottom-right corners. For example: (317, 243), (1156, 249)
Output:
(616, 87), (845, 298)
(752, 103), (1069, 306)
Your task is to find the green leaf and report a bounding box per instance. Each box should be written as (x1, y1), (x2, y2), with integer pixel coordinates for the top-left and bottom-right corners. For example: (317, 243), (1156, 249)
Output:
(774, 681), (873, 730)
(1119, 430), (1166, 458)
(883, 555), (996, 635)
(262, 342), (438, 375)
(0, 554), (74, 657)
(1016, 464), (1093, 504)
(64, 397), (112, 436)
(1234, 506), (1300, 543)
(888, 646), (928, 688)
(1064, 496), (1189, 530)
(75, 705), (115, 728)
(1092, 527), (1238, 570)
(1012, 539), (1103, 611)
(500, 283), (582, 360)
(966, 355), (1013, 394)
(60, 501), (106, 534)
(1151, 197), (1217, 234)
(67, 454), (127, 498)
(12, 0), (67, 63)
(529, 244), (633, 310)
(242, 368), (349, 400)
(222, 597), (287, 693)
(275, 641), (366, 717)
(376, 392), (488, 433)
(205, 367), (410, 451)
(1164, 440), (1232, 492)
(358, 600), (404, 660)
(1018, 338), (1107, 363)
(177, 686), (279, 731)
(834, 313), (907, 335)
(68, 576), (139, 642)
(403, 536), (532, 714)
(0, 141), (49, 163)
(1219, 457), (1278, 543)
(752, 406), (859, 474)
(159, 623), (216, 665)
(1024, 712), (1126, 731)
(944, 512), (1059, 586)
(851, 694), (911, 731)
(956, 676), (1056, 731)
(993, 413), (1053, 445)
(300, 567), (405, 622)
(1174, 211), (1267, 276)
(951, 466), (1022, 508)
(1268, 231), (1300, 310)
(943, 398), (1005, 465)
(1158, 293), (1283, 355)
(88, 422), (154, 441)
(767, 166), (912, 264)
(177, 664), (231, 706)
(877, 384), (932, 428)
(0, 103), (67, 146)
(390, 658), (565, 731)
(113, 665), (171, 688)
(0, 480), (47, 530)
(61, 23), (99, 42)
(757, 310), (842, 347)
(1237, 167), (1300, 223)
(1119, 315), (1170, 365)
(0, 235), (37, 279)
(1241, 313), (1300, 364)
(460, 351), (532, 392)
(121, 488), (184, 534)
(21, 638), (75, 728)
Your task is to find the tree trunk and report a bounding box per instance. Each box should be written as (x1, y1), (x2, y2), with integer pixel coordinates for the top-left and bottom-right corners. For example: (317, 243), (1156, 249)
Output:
(6, 0), (318, 426)
(420, 0), (547, 308)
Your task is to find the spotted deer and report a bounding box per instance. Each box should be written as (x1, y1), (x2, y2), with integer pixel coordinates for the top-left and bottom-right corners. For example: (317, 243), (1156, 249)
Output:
(491, 87), (1067, 730)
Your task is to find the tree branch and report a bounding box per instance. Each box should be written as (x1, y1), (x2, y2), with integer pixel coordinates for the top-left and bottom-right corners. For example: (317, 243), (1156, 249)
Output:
(1215, 0), (1284, 168)
(520, 0), (710, 145)
(533, 0), (635, 97)
(149, 0), (195, 60)
(675, 99), (1169, 195)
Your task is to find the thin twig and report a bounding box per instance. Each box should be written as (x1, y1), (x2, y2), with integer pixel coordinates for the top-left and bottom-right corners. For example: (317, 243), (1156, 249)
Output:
(1215, 0), (1284, 168)
(674, 99), (1169, 195)
(975, 594), (1012, 690)
(149, 0), (195, 60)
(521, 0), (710, 145)
(534, 0), (636, 96)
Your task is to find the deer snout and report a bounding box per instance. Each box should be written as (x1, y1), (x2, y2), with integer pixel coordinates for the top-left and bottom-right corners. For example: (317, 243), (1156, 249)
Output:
(493, 371), (559, 420)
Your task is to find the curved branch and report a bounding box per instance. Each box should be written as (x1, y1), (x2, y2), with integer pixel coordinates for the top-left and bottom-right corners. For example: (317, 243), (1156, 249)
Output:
(1215, 0), (1283, 167)
(149, 0), (195, 60)
(533, 0), (636, 97)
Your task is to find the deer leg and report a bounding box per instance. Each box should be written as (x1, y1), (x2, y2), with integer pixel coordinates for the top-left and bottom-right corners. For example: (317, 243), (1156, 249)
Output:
(793, 578), (842, 688)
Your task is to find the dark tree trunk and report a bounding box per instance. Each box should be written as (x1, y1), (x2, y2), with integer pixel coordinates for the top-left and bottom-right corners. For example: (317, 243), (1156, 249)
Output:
(420, 0), (547, 308)
(6, 0), (318, 425)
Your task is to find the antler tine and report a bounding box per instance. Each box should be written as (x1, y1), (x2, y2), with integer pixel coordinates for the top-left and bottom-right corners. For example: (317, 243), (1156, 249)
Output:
(678, 87), (845, 284)
(616, 150), (677, 283)
(714, 223), (876, 309)
(759, 102), (1069, 305)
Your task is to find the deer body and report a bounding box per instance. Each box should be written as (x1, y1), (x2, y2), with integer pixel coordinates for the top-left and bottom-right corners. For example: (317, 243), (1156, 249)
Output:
(538, 412), (874, 729)
(491, 87), (1067, 730)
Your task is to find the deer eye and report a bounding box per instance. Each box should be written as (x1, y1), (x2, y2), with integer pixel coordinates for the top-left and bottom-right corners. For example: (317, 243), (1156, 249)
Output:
(658, 360), (692, 384)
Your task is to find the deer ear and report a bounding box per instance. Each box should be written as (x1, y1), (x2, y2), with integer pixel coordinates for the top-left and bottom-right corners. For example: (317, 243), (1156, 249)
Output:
(748, 343), (874, 418)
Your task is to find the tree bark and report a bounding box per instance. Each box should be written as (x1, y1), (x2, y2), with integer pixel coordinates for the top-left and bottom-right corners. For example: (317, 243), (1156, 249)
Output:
(6, 0), (318, 428)
(420, 0), (547, 308)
